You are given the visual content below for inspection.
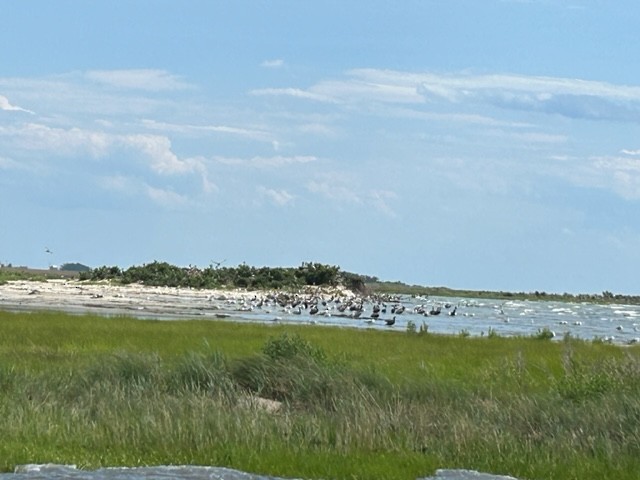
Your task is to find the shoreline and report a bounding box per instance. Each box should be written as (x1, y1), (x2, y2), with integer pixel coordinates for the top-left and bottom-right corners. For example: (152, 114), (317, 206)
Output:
(3, 279), (640, 345)
(0, 279), (358, 322)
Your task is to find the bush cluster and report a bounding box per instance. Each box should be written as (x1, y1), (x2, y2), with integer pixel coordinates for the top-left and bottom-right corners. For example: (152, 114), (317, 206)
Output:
(79, 261), (357, 290)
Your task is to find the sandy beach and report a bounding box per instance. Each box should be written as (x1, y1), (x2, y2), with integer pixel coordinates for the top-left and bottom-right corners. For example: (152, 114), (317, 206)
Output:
(0, 279), (356, 322)
(3, 279), (640, 344)
(0, 279), (273, 319)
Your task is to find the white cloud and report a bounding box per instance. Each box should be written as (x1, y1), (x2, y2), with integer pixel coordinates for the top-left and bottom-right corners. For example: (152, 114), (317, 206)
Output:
(310, 78), (424, 104)
(257, 186), (294, 206)
(0, 122), (202, 176)
(98, 174), (136, 193)
(553, 152), (640, 200)
(249, 87), (336, 103)
(306, 175), (399, 217)
(510, 132), (567, 144)
(0, 74), (173, 118)
(0, 95), (34, 114)
(85, 69), (191, 91)
(0, 122), (216, 196)
(408, 70), (640, 121)
(297, 123), (338, 136)
(0, 123), (110, 157)
(213, 154), (316, 168)
(120, 134), (212, 182)
(261, 59), (284, 68)
(140, 119), (272, 141)
(308, 181), (361, 204)
(145, 185), (190, 208)
(369, 190), (397, 218)
(387, 106), (532, 128)
(621, 149), (640, 156)
(264, 68), (640, 123)
(0, 155), (22, 170)
(591, 156), (640, 200)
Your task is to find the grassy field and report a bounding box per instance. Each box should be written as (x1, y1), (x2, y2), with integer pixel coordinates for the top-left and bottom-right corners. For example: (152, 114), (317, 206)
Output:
(0, 310), (639, 479)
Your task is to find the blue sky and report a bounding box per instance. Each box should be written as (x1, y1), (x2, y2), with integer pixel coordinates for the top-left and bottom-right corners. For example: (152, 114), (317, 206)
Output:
(2, 0), (640, 294)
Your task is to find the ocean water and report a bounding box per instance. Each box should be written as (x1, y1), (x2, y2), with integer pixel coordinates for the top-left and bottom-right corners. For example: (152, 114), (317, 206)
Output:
(204, 294), (640, 346)
(3, 281), (640, 345)
(3, 465), (519, 480)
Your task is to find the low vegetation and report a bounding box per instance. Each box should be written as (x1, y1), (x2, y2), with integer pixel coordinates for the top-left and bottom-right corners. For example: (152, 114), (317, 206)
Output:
(4, 260), (640, 304)
(0, 310), (638, 479)
(75, 261), (362, 292)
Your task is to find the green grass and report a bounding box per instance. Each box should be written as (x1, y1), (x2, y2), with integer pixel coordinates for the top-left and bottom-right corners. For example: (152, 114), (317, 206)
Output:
(0, 310), (639, 479)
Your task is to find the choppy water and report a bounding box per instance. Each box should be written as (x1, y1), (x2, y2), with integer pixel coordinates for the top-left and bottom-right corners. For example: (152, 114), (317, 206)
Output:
(227, 295), (640, 346)
(5, 287), (640, 345)
(2, 465), (519, 480)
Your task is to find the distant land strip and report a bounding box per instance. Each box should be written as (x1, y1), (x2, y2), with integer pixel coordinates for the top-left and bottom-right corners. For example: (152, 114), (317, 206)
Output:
(1, 261), (638, 305)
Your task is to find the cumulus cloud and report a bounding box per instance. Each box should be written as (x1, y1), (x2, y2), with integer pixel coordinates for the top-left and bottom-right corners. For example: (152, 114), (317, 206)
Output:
(0, 122), (216, 199)
(0, 123), (110, 157)
(0, 122), (204, 176)
(121, 134), (198, 175)
(0, 95), (34, 114)
(85, 69), (191, 91)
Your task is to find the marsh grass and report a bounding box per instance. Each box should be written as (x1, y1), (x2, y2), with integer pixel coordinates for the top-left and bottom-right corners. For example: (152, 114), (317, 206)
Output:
(0, 310), (639, 479)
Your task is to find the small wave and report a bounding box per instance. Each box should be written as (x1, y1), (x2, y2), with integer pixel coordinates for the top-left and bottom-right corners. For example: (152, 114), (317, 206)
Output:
(6, 465), (521, 480)
(7, 464), (298, 480)
(419, 469), (519, 480)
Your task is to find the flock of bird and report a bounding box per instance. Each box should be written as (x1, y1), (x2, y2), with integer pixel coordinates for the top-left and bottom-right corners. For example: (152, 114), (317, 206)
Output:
(208, 289), (640, 344)
(213, 290), (464, 327)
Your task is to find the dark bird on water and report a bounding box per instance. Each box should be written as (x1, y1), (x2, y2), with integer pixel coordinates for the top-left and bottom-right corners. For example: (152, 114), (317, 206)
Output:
(385, 316), (396, 326)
